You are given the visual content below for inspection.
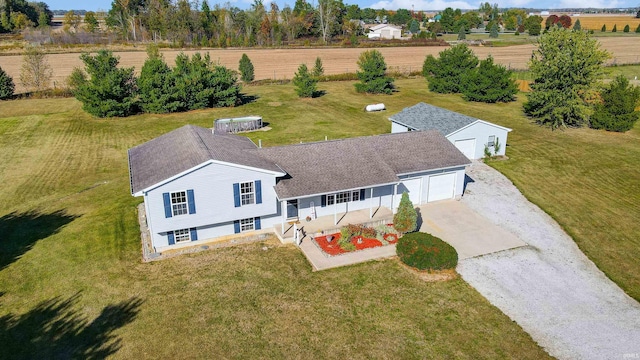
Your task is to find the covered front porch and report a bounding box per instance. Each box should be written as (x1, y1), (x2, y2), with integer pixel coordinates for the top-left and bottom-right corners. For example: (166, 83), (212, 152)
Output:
(275, 206), (394, 242)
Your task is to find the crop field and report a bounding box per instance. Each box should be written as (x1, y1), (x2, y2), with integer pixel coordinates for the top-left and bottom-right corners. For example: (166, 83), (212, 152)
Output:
(1, 36), (640, 93)
(546, 14), (640, 31)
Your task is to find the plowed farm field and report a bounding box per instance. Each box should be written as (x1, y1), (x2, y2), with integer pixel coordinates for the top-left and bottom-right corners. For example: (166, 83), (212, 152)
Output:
(1, 36), (639, 93)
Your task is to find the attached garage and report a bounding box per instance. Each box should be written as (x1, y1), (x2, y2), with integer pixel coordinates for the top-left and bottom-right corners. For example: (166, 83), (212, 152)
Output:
(427, 173), (456, 202)
(454, 139), (476, 160)
(402, 177), (422, 205)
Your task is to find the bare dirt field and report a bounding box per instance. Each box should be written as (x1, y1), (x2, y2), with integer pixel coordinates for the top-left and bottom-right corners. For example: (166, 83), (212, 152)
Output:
(1, 36), (639, 93)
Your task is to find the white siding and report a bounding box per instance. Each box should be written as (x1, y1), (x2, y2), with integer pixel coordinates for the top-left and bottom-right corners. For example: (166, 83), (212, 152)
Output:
(447, 122), (510, 159)
(145, 162), (280, 248)
(397, 166), (466, 206)
(296, 184), (396, 220)
(391, 122), (410, 133)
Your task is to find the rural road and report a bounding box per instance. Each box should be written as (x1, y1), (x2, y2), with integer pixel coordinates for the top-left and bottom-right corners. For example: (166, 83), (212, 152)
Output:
(1, 37), (639, 93)
(457, 162), (640, 360)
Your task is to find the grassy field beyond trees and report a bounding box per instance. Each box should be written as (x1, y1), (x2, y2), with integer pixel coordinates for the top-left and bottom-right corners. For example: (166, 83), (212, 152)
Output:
(0, 78), (638, 358)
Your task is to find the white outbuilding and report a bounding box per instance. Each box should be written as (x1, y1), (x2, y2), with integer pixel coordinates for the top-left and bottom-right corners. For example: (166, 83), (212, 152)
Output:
(367, 24), (402, 39)
(389, 103), (512, 160)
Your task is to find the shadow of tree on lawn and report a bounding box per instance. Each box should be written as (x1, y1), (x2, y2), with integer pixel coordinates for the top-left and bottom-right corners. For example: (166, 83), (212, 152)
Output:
(0, 293), (143, 359)
(0, 210), (79, 270)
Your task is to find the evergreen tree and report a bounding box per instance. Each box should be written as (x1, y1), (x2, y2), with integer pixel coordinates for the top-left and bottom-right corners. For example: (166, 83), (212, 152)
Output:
(601, 24), (606, 32)
(354, 50), (394, 94)
(623, 24), (630, 33)
(74, 50), (138, 117)
(524, 28), (609, 129)
(0, 65), (15, 100)
(292, 63), (317, 97)
(457, 26), (466, 40)
(312, 56), (324, 78)
(489, 23), (499, 38)
(573, 19), (581, 31)
(409, 19), (420, 34)
(636, 24), (640, 33)
(238, 53), (255, 82)
(590, 75), (640, 132)
(423, 44), (478, 94)
(612, 24), (617, 32)
(462, 56), (517, 103)
(138, 45), (180, 113)
(393, 192), (417, 233)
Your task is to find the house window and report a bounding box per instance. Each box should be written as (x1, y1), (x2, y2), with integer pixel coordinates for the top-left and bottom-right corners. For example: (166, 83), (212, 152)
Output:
(327, 190), (360, 205)
(171, 191), (188, 216)
(174, 228), (191, 243)
(240, 218), (255, 232)
(240, 181), (255, 205)
(488, 135), (495, 147)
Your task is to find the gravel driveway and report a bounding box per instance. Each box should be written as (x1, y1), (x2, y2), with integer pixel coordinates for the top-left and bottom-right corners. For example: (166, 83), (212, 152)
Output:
(457, 162), (640, 360)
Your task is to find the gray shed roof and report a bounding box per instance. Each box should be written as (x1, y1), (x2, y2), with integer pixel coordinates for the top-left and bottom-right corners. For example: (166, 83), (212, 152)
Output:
(389, 102), (479, 135)
(128, 125), (282, 194)
(128, 126), (470, 199)
(256, 130), (470, 199)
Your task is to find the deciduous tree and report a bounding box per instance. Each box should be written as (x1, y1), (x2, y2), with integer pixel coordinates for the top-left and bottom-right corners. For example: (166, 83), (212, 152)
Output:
(19, 44), (51, 92)
(524, 28), (609, 129)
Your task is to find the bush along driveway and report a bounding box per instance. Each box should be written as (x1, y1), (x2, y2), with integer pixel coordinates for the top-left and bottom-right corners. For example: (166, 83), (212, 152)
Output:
(457, 162), (640, 360)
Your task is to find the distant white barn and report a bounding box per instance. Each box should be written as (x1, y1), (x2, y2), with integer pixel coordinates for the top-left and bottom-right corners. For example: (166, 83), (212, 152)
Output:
(368, 24), (402, 39)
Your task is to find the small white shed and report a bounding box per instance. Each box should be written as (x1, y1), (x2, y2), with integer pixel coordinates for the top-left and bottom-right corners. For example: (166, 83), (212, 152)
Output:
(389, 103), (512, 160)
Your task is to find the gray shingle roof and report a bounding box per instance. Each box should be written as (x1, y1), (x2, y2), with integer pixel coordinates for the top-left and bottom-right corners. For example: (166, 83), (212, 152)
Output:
(256, 130), (470, 199)
(128, 126), (470, 199)
(389, 102), (479, 135)
(128, 125), (282, 194)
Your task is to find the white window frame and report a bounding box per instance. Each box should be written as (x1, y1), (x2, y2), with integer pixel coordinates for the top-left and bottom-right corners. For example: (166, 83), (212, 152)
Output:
(327, 190), (360, 205)
(240, 181), (255, 206)
(240, 218), (255, 232)
(171, 191), (188, 216)
(174, 228), (191, 243)
(488, 135), (495, 147)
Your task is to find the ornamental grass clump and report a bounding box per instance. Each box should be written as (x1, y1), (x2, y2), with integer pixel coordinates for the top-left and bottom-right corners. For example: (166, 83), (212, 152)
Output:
(397, 232), (458, 270)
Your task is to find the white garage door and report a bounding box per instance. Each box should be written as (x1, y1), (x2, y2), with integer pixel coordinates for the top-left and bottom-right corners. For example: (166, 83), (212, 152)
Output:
(427, 173), (456, 202)
(402, 178), (422, 205)
(454, 139), (476, 159)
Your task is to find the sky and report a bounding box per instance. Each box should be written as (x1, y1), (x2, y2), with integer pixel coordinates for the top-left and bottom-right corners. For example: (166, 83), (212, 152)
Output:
(42, 0), (637, 12)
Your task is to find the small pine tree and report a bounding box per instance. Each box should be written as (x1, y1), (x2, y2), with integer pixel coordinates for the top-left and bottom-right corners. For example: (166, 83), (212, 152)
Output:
(612, 24), (617, 32)
(393, 192), (417, 233)
(457, 26), (466, 40)
(489, 23), (499, 38)
(354, 50), (394, 94)
(623, 24), (630, 33)
(0, 65), (15, 100)
(238, 53), (255, 82)
(409, 19), (420, 34)
(312, 57), (324, 78)
(573, 19), (581, 31)
(636, 24), (640, 33)
(461, 55), (517, 103)
(292, 63), (317, 98)
(601, 24), (606, 32)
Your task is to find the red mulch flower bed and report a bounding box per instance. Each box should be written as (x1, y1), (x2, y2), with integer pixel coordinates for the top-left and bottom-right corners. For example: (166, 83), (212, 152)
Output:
(384, 233), (399, 244)
(314, 233), (391, 256)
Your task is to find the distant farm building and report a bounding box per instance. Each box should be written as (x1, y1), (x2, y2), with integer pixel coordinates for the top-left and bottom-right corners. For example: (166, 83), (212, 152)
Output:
(368, 24), (402, 39)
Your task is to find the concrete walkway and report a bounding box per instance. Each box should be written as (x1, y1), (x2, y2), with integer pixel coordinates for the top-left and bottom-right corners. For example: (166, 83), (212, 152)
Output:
(418, 200), (526, 259)
(299, 237), (396, 271)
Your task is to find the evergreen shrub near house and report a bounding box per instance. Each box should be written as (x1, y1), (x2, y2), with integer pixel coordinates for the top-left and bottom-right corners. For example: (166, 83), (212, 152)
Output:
(397, 232), (458, 270)
(393, 192), (417, 233)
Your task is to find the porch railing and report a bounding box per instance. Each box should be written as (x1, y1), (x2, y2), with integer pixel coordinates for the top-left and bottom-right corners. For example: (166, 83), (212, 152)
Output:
(318, 217), (393, 236)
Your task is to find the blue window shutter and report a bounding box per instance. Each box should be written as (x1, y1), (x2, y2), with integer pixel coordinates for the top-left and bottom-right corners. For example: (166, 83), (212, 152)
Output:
(187, 189), (196, 214)
(233, 183), (241, 207)
(255, 180), (262, 204)
(255, 217), (261, 230)
(360, 189), (365, 201)
(167, 231), (175, 245)
(233, 220), (240, 234)
(190, 228), (198, 241)
(163, 193), (172, 218)
(321, 195), (326, 207)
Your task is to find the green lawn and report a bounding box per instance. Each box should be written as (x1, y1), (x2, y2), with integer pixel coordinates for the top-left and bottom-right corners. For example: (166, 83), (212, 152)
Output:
(0, 81), (552, 358)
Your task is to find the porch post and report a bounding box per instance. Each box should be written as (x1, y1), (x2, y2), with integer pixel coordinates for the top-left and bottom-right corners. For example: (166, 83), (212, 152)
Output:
(369, 187), (373, 218)
(280, 200), (285, 233)
(334, 195), (337, 225)
(392, 183), (398, 213)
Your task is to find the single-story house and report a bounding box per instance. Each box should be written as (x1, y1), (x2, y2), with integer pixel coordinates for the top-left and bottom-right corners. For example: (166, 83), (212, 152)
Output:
(368, 24), (402, 39)
(389, 103), (512, 160)
(128, 125), (470, 251)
